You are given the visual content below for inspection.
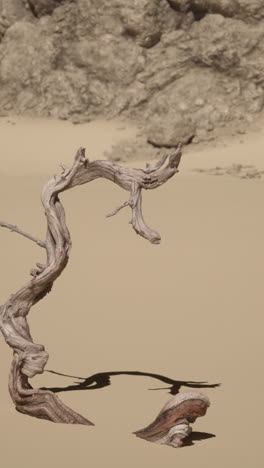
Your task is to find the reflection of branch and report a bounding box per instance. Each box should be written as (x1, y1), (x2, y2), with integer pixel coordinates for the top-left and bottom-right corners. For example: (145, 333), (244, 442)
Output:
(44, 369), (220, 395)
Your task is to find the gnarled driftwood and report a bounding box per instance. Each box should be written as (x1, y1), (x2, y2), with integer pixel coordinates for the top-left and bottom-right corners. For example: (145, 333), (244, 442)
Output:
(0, 145), (182, 425)
(134, 391), (210, 448)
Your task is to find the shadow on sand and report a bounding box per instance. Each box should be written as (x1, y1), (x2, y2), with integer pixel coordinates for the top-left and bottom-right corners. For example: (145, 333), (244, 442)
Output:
(43, 369), (220, 395)
(42, 369), (219, 446)
(183, 431), (216, 446)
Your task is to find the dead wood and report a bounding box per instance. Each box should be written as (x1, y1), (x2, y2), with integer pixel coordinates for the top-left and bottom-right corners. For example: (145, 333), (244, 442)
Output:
(0, 145), (182, 425)
(134, 391), (210, 448)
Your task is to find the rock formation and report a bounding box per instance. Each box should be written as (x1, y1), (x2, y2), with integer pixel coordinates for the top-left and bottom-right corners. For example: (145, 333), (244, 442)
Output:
(1, 0), (264, 146)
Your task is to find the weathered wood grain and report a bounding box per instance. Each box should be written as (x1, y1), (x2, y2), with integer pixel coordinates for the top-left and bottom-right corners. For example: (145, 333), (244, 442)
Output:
(134, 391), (210, 448)
(0, 145), (182, 424)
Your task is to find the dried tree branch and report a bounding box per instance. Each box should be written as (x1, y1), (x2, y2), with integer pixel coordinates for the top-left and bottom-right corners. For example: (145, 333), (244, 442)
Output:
(134, 391), (210, 448)
(144, 152), (170, 174)
(106, 200), (130, 218)
(0, 221), (46, 247)
(0, 145), (183, 425)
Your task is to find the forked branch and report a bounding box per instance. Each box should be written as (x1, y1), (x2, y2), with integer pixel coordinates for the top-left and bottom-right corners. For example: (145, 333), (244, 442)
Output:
(0, 145), (182, 425)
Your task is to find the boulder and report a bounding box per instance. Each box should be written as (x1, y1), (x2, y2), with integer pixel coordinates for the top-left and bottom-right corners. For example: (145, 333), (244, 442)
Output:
(0, 21), (57, 86)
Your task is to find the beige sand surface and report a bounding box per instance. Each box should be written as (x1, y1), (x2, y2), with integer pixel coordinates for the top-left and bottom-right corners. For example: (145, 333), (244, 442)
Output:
(0, 117), (263, 467)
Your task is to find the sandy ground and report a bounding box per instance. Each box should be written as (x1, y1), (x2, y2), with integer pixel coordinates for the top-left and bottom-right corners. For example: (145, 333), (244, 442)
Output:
(0, 116), (263, 467)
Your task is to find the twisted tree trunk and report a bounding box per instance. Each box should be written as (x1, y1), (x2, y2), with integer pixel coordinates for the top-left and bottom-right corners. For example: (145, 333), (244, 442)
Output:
(0, 145), (182, 425)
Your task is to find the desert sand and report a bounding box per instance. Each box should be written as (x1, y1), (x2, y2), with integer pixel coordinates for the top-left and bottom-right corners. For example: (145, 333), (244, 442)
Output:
(0, 116), (263, 467)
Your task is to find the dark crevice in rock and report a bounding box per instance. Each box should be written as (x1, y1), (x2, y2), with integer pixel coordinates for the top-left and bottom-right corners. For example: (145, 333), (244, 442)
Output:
(192, 9), (207, 21)
(141, 32), (162, 49)
(0, 16), (10, 40)
(185, 134), (195, 144)
(27, 2), (39, 18)
(165, 0), (241, 21)
(27, 1), (69, 18)
(165, 1), (222, 24)
(147, 134), (195, 148)
(166, 0), (190, 14)
(122, 28), (138, 39)
(122, 29), (161, 49)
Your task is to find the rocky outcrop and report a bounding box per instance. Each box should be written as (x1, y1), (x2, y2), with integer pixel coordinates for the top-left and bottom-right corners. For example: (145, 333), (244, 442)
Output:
(167, 0), (264, 22)
(142, 14), (264, 146)
(1, 0), (264, 147)
(27, 1), (66, 17)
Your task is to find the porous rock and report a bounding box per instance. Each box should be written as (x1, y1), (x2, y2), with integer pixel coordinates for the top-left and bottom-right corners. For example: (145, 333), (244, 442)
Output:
(0, 0), (264, 150)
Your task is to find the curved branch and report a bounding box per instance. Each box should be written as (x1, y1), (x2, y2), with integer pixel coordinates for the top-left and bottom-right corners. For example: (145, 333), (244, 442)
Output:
(0, 145), (183, 425)
(103, 145), (182, 244)
(134, 391), (210, 448)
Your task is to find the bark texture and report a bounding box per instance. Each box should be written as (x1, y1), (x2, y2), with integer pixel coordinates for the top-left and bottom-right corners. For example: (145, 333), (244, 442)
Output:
(134, 391), (210, 448)
(0, 146), (182, 424)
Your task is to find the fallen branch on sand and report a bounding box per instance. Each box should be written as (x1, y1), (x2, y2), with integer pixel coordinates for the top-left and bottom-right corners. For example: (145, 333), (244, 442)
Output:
(0, 145), (182, 425)
(134, 391), (211, 448)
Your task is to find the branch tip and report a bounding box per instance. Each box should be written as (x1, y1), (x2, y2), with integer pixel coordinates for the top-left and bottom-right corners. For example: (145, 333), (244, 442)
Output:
(0, 221), (46, 248)
(75, 147), (86, 162)
(144, 153), (169, 173)
(60, 163), (70, 173)
(106, 200), (129, 218)
(168, 144), (182, 169)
